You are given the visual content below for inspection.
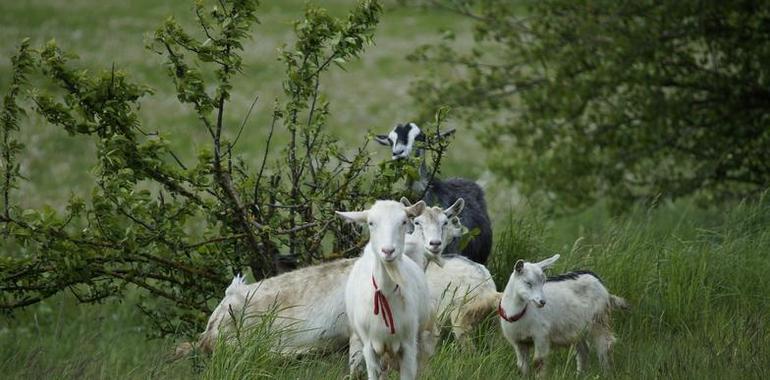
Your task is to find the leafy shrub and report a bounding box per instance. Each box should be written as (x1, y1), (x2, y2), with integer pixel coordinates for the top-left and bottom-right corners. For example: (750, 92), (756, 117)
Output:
(0, 0), (450, 337)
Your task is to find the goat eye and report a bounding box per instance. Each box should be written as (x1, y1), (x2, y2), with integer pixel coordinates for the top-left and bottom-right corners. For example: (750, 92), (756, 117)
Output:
(526, 282), (533, 288)
(368, 222), (374, 226)
(442, 221), (448, 226)
(414, 221), (421, 226)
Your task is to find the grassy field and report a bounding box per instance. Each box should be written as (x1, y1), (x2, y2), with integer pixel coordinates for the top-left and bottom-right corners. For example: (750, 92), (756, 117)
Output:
(1, 0), (769, 379)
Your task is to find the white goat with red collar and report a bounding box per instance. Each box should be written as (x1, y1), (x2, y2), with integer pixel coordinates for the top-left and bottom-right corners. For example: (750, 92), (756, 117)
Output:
(338, 200), (433, 380)
(349, 198), (499, 375)
(499, 254), (628, 375)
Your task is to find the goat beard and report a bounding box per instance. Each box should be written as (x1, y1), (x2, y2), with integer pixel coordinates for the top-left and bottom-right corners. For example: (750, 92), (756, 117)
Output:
(383, 260), (405, 289)
(425, 253), (445, 269)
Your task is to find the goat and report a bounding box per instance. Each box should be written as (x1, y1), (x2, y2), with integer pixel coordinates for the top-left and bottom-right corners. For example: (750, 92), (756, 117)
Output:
(177, 259), (356, 357)
(339, 200), (433, 380)
(402, 197), (500, 345)
(499, 255), (629, 375)
(375, 122), (493, 264)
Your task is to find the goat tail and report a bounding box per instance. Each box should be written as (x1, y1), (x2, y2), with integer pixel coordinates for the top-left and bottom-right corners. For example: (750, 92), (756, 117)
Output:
(610, 294), (630, 311)
(168, 341), (196, 362)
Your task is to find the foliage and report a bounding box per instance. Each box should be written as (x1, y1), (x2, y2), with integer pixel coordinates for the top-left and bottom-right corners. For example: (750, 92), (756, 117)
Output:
(0, 0), (440, 337)
(409, 0), (770, 211)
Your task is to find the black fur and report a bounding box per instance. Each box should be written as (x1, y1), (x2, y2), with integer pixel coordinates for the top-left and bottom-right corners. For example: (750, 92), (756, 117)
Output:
(393, 123), (412, 144)
(547, 270), (604, 284)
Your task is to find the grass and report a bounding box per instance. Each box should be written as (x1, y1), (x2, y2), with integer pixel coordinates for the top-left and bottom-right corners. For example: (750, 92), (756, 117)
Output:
(1, 0), (769, 379)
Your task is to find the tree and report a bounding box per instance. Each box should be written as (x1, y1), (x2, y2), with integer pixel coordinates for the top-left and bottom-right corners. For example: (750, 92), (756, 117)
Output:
(409, 0), (770, 211)
(0, 0), (442, 337)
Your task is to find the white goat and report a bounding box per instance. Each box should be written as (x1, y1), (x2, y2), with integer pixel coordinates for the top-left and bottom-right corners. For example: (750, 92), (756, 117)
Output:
(176, 259), (356, 357)
(403, 197), (500, 345)
(339, 200), (433, 380)
(499, 255), (628, 375)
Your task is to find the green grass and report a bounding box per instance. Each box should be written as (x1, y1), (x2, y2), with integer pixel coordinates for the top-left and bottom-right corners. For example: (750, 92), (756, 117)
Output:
(1, 0), (769, 379)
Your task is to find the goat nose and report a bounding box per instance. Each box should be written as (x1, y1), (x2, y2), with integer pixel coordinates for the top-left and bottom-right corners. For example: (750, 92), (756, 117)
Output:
(539, 300), (546, 307)
(381, 247), (395, 255)
(393, 149), (404, 155)
(429, 240), (441, 246)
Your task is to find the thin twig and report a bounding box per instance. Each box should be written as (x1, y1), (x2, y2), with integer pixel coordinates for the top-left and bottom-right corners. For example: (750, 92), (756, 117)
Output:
(228, 94), (259, 154)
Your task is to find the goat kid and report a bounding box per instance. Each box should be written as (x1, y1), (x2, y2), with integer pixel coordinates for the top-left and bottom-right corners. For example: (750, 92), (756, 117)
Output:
(499, 255), (628, 375)
(340, 200), (433, 380)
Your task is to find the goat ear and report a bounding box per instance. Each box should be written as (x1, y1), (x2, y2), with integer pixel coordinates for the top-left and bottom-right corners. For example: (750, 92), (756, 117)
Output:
(374, 134), (391, 146)
(450, 217), (466, 238)
(335, 210), (368, 225)
(405, 200), (426, 217)
(514, 259), (525, 273)
(400, 197), (413, 207)
(444, 198), (465, 218)
(536, 254), (560, 270)
(438, 128), (456, 139)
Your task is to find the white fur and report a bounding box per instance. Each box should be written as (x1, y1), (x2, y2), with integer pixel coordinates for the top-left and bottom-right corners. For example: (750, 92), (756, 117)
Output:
(427, 256), (499, 346)
(343, 200), (432, 380)
(499, 255), (626, 375)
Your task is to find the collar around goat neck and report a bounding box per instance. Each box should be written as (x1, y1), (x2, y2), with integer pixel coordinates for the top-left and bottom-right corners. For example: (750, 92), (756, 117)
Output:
(498, 300), (527, 323)
(372, 275), (399, 335)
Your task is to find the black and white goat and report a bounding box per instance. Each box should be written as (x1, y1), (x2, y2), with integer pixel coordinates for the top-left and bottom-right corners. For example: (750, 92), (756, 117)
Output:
(375, 122), (493, 264)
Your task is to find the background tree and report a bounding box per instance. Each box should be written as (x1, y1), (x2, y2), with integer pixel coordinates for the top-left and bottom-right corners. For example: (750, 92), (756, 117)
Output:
(409, 0), (770, 211)
(0, 0), (450, 337)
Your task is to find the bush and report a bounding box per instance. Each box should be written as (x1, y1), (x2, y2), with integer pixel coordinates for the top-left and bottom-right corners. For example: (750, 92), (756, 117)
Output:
(0, 0), (446, 337)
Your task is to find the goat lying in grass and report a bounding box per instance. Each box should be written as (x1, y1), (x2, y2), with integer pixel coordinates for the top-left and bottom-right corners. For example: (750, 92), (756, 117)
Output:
(499, 255), (629, 375)
(340, 200), (432, 380)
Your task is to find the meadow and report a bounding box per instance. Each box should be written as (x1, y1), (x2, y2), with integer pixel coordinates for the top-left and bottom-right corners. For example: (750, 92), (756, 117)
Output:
(1, 0), (768, 379)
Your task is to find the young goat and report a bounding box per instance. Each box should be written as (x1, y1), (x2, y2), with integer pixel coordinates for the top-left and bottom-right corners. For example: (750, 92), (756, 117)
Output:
(339, 200), (433, 380)
(375, 122), (493, 264)
(499, 255), (629, 375)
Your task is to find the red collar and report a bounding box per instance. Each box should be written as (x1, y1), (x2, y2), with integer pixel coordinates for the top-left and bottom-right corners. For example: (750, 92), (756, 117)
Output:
(372, 276), (398, 334)
(498, 300), (527, 322)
